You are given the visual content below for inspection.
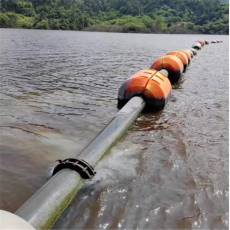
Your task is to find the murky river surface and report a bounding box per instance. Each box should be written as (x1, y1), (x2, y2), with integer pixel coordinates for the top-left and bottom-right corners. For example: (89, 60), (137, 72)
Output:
(0, 29), (228, 229)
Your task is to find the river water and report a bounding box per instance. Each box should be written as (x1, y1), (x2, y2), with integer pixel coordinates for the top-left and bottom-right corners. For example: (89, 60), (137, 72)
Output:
(0, 29), (228, 229)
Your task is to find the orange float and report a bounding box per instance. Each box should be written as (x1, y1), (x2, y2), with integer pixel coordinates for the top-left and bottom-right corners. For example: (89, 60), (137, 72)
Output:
(150, 55), (183, 83)
(166, 51), (188, 73)
(180, 50), (191, 65)
(186, 49), (194, 58)
(118, 69), (172, 109)
(197, 39), (205, 46)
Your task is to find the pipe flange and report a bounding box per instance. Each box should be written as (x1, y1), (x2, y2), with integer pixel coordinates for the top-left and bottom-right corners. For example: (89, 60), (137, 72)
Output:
(52, 158), (96, 179)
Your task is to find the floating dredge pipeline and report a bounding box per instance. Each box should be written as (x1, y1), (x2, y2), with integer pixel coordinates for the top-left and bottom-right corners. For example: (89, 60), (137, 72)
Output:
(0, 38), (223, 230)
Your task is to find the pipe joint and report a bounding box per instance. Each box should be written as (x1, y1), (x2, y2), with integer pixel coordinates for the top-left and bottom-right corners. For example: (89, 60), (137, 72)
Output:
(52, 158), (96, 179)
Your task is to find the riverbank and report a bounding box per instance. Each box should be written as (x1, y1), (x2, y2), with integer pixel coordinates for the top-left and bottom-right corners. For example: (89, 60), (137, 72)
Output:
(0, 20), (226, 35)
(0, 0), (229, 35)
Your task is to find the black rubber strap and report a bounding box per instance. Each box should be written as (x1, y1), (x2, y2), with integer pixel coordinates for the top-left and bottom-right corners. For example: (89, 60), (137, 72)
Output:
(52, 158), (96, 179)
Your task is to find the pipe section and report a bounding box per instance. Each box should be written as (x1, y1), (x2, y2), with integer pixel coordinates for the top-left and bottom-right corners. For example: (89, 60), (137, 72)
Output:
(16, 170), (83, 230)
(16, 96), (145, 230)
(160, 69), (169, 77)
(77, 96), (145, 166)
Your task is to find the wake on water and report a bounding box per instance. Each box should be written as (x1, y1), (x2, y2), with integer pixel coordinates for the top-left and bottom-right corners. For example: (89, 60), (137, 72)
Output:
(85, 141), (142, 191)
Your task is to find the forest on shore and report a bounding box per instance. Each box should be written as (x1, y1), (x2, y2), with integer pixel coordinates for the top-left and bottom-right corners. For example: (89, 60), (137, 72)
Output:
(0, 0), (229, 34)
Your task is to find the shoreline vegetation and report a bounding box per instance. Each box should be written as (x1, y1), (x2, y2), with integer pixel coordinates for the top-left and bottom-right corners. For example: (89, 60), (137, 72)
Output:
(0, 0), (229, 34)
(83, 25), (196, 34)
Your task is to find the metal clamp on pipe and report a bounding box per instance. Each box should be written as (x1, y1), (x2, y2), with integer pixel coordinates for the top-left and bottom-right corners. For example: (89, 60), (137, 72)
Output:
(52, 158), (96, 179)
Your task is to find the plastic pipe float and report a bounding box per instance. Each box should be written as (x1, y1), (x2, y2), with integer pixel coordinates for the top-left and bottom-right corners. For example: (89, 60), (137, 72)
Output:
(190, 48), (198, 55)
(166, 51), (188, 73)
(192, 42), (202, 50)
(180, 50), (191, 65)
(211, 40), (223, 43)
(197, 39), (205, 46)
(186, 49), (194, 58)
(118, 69), (171, 109)
(150, 55), (183, 84)
(6, 39), (219, 229)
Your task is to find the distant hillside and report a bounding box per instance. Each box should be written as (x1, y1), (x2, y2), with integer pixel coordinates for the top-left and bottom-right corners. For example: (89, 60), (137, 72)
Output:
(0, 0), (229, 34)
